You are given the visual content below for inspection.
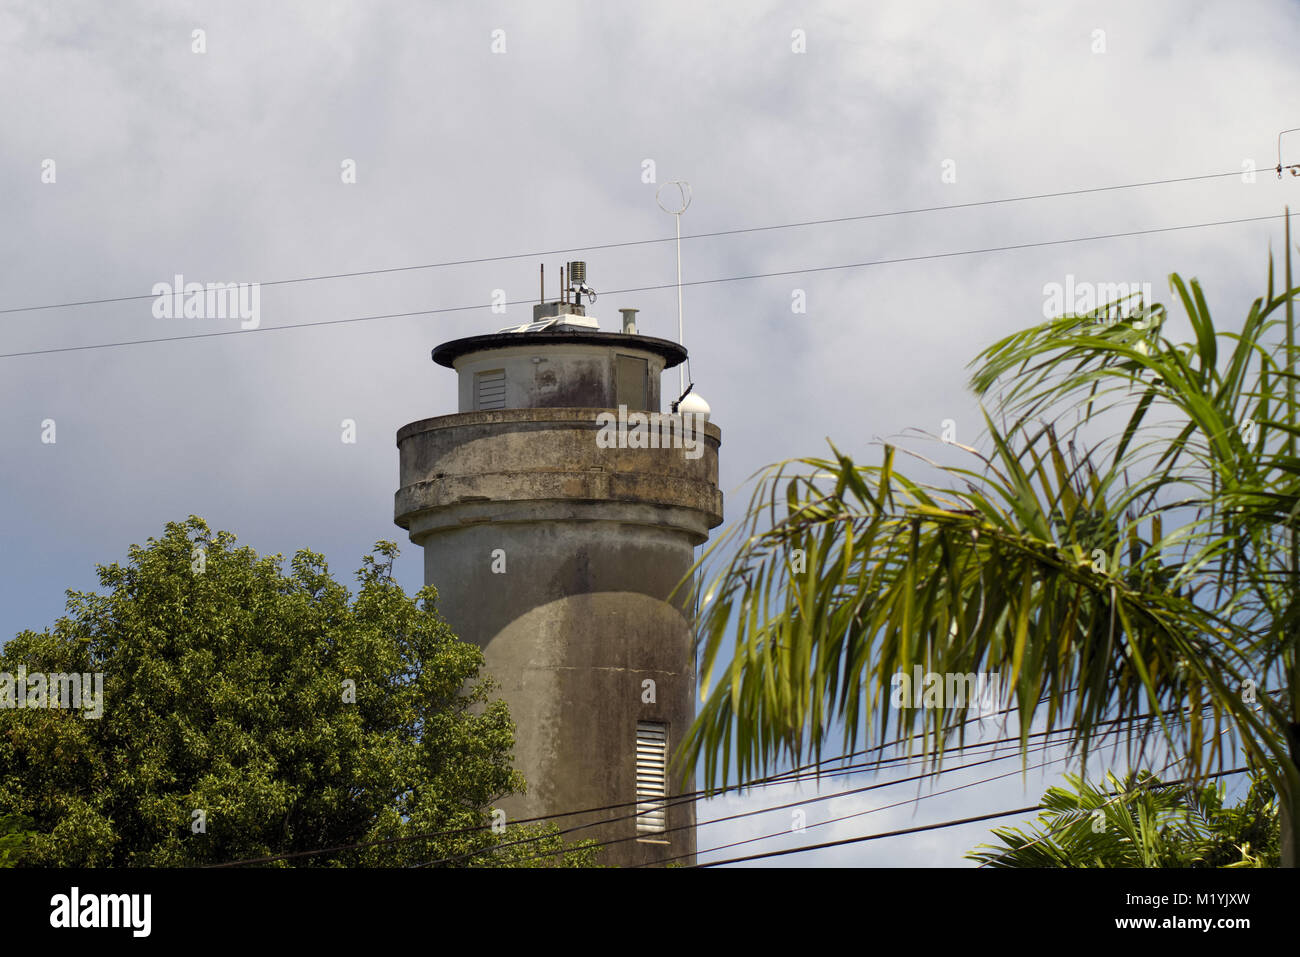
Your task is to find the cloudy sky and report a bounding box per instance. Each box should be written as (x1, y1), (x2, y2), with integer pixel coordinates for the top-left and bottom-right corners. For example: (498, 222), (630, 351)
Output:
(2, 0), (1297, 865)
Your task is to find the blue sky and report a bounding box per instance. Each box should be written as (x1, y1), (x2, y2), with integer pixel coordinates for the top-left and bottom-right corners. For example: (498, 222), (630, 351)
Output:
(2, 0), (1297, 865)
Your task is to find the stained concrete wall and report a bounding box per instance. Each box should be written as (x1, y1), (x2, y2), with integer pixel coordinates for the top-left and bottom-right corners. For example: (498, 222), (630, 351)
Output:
(416, 517), (700, 866)
(451, 343), (668, 413)
(397, 330), (722, 867)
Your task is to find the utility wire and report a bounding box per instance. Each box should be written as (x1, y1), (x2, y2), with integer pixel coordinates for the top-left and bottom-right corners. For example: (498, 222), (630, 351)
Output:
(209, 688), (1082, 868)
(208, 677), (1269, 868)
(1, 212), (1284, 361)
(0, 168), (1252, 319)
(632, 698), (1252, 867)
(719, 725), (1247, 869)
(211, 702), (1033, 868)
(419, 698), (1226, 868)
(211, 687), (1232, 867)
(716, 687), (1248, 789)
(971, 721), (1245, 866)
(703, 806), (1046, 866)
(487, 722), (1123, 869)
(656, 737), (1099, 867)
(695, 766), (1251, 867)
(418, 731), (1089, 868)
(654, 713), (1233, 868)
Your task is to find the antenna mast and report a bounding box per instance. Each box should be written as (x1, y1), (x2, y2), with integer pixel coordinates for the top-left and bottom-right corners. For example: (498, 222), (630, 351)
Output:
(657, 181), (692, 394)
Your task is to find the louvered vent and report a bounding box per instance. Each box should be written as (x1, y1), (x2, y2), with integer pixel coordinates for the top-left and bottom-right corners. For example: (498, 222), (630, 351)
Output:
(475, 370), (506, 410)
(636, 721), (668, 835)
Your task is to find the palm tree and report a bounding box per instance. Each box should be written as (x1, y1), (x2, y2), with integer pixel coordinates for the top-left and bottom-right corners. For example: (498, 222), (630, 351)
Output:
(678, 218), (1300, 864)
(967, 770), (1279, 868)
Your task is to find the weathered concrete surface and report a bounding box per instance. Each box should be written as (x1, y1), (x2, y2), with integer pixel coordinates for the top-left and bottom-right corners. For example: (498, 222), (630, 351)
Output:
(396, 331), (721, 867)
(396, 410), (722, 528)
(433, 330), (688, 413)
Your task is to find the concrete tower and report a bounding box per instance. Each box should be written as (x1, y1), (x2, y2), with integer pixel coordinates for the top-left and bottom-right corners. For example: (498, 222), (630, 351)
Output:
(394, 271), (722, 866)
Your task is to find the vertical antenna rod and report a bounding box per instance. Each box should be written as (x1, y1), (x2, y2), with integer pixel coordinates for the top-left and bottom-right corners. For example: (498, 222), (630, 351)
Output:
(540, 264), (544, 304)
(657, 181), (693, 394)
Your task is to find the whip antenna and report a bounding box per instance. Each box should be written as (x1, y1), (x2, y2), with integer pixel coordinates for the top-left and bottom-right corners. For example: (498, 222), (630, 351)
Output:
(657, 181), (692, 394)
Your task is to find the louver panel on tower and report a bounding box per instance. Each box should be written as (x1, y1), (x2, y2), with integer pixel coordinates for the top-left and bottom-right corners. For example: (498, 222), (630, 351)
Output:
(615, 354), (649, 411)
(475, 369), (506, 410)
(636, 721), (668, 835)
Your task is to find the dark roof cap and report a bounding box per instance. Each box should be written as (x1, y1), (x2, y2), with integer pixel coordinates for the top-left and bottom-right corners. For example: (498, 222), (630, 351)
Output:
(432, 330), (688, 368)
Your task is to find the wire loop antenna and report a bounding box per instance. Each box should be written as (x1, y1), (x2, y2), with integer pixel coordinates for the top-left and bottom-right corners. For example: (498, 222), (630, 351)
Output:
(657, 180), (692, 393)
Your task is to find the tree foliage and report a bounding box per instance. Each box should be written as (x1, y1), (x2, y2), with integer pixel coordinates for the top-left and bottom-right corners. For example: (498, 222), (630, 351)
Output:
(0, 812), (34, 867)
(968, 770), (1279, 868)
(0, 517), (597, 867)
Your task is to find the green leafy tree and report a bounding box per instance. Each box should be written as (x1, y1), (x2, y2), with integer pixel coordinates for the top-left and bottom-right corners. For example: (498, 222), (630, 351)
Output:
(968, 770), (1279, 867)
(0, 812), (34, 867)
(679, 244), (1300, 864)
(0, 517), (597, 867)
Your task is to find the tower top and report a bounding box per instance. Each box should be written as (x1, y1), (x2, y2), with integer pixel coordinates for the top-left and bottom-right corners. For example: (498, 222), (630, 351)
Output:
(436, 260), (691, 412)
(433, 329), (685, 413)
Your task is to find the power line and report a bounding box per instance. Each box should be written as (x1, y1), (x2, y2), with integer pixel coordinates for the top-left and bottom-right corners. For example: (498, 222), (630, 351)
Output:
(971, 722), (1244, 866)
(419, 699), (1227, 868)
(683, 683), (1248, 797)
(703, 700), (1181, 792)
(1, 212), (1284, 361)
(211, 686), (1237, 867)
(500, 728), (1112, 869)
(644, 701), (1244, 867)
(405, 698), (1083, 867)
(971, 769), (1169, 868)
(210, 689), (1078, 867)
(701, 806), (1046, 867)
(214, 718), (1027, 868)
(695, 766), (1252, 867)
(0, 168), (1251, 319)
(209, 683), (1268, 867)
(710, 725), (1248, 869)
(418, 731), (1088, 868)
(657, 730), (1133, 867)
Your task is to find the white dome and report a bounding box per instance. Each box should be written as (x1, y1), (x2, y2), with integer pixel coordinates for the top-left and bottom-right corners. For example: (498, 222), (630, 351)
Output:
(678, 392), (711, 417)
